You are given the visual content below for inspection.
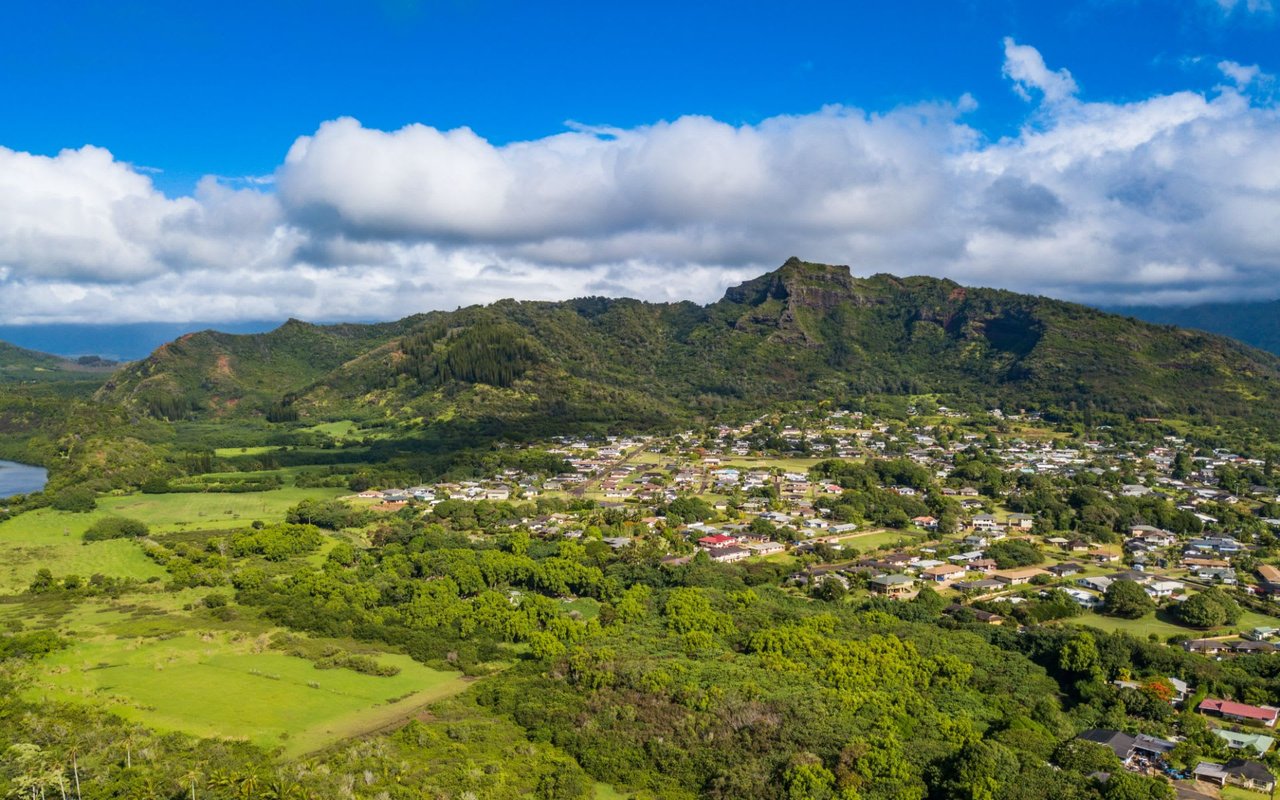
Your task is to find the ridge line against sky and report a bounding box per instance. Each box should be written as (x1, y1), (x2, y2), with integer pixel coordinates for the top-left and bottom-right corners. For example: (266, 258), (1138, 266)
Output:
(0, 0), (1278, 324)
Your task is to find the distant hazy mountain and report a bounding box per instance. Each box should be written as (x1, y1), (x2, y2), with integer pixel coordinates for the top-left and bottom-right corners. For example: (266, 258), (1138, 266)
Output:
(1109, 301), (1280, 356)
(0, 321), (283, 362)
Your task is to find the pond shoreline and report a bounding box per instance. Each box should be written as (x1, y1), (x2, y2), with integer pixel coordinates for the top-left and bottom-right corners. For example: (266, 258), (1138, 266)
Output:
(0, 459), (48, 500)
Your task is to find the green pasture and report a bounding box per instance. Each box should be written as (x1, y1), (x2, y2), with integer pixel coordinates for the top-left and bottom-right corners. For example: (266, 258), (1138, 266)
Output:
(0, 513), (166, 594)
(0, 486), (349, 592)
(97, 486), (347, 532)
(27, 630), (469, 758)
(212, 445), (282, 457)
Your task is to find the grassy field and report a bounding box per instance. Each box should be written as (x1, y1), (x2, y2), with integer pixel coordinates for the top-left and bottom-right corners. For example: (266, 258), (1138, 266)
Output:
(0, 487), (349, 593)
(27, 629), (469, 758)
(212, 445), (282, 457)
(97, 487), (348, 532)
(719, 456), (828, 472)
(0, 512), (166, 594)
(836, 528), (924, 552)
(594, 782), (656, 799)
(1071, 608), (1280, 640)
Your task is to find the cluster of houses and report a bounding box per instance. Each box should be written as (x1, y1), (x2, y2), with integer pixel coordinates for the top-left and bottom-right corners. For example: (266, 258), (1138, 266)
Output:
(1073, 694), (1280, 794)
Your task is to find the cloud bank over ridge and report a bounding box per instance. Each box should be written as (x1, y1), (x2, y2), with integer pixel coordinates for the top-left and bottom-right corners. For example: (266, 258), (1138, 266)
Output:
(2, 42), (1278, 323)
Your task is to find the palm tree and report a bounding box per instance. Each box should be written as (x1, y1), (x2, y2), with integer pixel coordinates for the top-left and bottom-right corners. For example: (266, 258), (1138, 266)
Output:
(206, 770), (236, 799)
(236, 774), (261, 800)
(180, 769), (202, 800)
(262, 778), (302, 800)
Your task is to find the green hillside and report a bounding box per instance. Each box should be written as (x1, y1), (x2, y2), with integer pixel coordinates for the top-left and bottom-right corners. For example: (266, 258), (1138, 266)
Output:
(96, 317), (423, 420)
(0, 340), (111, 382)
(94, 259), (1280, 440)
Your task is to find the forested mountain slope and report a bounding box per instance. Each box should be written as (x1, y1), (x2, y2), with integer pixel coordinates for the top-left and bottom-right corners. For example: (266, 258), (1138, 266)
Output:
(97, 259), (1280, 436)
(96, 318), (422, 420)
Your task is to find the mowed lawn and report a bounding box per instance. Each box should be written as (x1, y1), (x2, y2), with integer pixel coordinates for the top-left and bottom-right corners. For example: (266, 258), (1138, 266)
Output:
(29, 632), (469, 758)
(1071, 608), (1280, 640)
(838, 528), (926, 552)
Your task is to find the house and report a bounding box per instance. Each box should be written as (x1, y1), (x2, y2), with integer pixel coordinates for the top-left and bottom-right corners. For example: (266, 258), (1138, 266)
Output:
(1231, 640), (1275, 655)
(1184, 557), (1230, 569)
(912, 515), (939, 530)
(956, 578), (1004, 593)
(1194, 760), (1277, 793)
(958, 487), (980, 497)
(882, 552), (919, 568)
(746, 541), (785, 556)
(869, 574), (916, 598)
(1077, 576), (1114, 593)
(1048, 562), (1083, 578)
(993, 567), (1047, 586)
(944, 604), (1004, 624)
(962, 534), (988, 548)
(697, 534), (737, 549)
(1187, 537), (1243, 555)
(1092, 551), (1121, 564)
(1245, 627), (1280, 641)
(1129, 525), (1177, 546)
(968, 558), (998, 573)
(709, 546), (751, 564)
(1008, 514), (1034, 530)
(948, 550), (984, 564)
(972, 515), (999, 532)
(1064, 588), (1102, 609)
(1112, 677), (1189, 705)
(1143, 580), (1185, 599)
(1199, 698), (1280, 727)
(1194, 567), (1238, 585)
(1184, 639), (1228, 656)
(1215, 729), (1275, 755)
(1076, 730), (1174, 763)
(1258, 564), (1280, 594)
(922, 564), (968, 583)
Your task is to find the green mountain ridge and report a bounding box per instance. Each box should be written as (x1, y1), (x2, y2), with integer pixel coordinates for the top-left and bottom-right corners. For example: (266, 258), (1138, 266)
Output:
(0, 340), (115, 382)
(96, 317), (424, 420)
(95, 259), (1280, 437)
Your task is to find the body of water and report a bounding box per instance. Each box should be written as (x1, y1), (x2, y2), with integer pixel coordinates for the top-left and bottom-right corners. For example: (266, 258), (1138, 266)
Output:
(0, 460), (48, 500)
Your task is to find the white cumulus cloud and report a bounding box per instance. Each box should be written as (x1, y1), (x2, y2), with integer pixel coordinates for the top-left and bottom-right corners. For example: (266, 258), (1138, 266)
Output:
(0, 40), (1278, 323)
(1001, 37), (1079, 104)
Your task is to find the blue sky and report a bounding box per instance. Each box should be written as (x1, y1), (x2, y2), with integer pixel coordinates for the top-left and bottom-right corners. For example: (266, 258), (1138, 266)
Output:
(4, 0), (1275, 193)
(0, 0), (1278, 324)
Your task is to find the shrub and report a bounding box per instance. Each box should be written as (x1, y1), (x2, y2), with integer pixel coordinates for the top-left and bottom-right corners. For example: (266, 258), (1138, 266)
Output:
(50, 487), (97, 513)
(83, 516), (150, 542)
